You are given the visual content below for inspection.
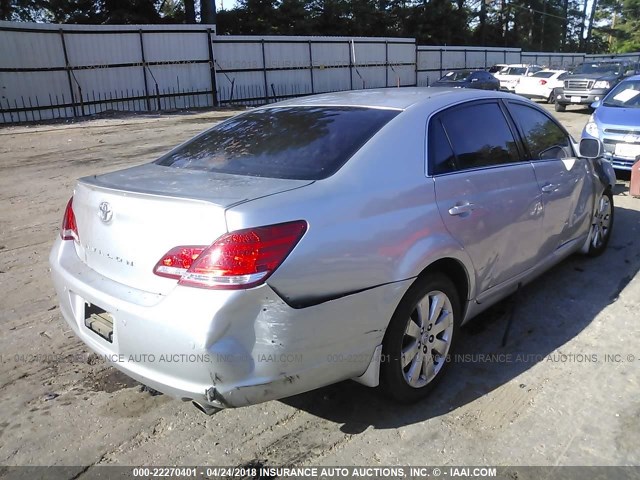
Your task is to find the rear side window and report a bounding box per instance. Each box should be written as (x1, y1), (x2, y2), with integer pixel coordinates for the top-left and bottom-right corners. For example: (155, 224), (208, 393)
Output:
(532, 71), (555, 78)
(429, 102), (520, 174)
(509, 104), (571, 160)
(156, 106), (400, 180)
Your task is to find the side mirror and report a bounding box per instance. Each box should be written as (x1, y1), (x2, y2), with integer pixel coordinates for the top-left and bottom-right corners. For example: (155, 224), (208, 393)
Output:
(591, 100), (602, 109)
(579, 138), (604, 159)
(625, 69), (636, 76)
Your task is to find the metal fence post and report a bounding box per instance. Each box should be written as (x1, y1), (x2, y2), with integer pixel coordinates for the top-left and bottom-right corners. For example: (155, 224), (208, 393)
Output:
(413, 38), (418, 87)
(207, 28), (219, 107)
(138, 29), (152, 111)
(58, 29), (78, 117)
(308, 40), (315, 94)
(385, 41), (389, 87)
(261, 39), (269, 103)
(348, 42), (354, 90)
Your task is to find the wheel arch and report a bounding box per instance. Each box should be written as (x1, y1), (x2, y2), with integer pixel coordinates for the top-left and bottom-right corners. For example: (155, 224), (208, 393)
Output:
(416, 257), (471, 321)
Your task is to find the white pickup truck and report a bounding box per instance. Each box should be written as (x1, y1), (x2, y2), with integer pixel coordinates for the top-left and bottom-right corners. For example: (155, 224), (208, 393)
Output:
(493, 64), (544, 92)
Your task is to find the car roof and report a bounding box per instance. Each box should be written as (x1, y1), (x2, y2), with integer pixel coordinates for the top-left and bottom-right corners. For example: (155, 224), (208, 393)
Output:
(265, 87), (523, 111)
(621, 74), (640, 81)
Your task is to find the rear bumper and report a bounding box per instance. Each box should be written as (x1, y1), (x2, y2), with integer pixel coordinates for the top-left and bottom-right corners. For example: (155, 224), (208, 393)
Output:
(50, 237), (407, 408)
(515, 91), (549, 100)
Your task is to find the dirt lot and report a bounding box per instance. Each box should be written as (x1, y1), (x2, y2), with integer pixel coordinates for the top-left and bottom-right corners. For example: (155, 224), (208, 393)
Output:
(0, 103), (639, 472)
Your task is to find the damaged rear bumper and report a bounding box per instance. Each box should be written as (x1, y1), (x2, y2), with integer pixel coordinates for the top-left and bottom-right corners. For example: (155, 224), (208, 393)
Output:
(50, 237), (409, 409)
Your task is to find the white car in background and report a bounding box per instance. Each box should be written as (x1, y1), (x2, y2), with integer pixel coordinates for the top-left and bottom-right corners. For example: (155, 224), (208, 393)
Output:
(494, 64), (544, 92)
(515, 69), (569, 103)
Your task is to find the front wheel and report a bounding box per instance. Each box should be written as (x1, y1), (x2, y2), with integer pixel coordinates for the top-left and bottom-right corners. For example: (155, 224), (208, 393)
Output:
(555, 101), (566, 112)
(586, 190), (614, 257)
(548, 91), (556, 104)
(380, 273), (460, 403)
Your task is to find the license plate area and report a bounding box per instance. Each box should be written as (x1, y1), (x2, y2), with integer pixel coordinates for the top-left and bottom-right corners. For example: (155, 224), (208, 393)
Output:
(84, 303), (114, 343)
(570, 96), (582, 103)
(615, 143), (640, 159)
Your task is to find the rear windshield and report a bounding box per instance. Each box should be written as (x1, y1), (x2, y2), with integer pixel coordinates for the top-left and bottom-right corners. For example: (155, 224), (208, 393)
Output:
(156, 106), (400, 180)
(532, 71), (555, 78)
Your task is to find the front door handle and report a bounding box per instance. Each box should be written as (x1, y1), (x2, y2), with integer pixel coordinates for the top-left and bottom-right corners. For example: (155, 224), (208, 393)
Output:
(541, 183), (557, 193)
(448, 202), (475, 216)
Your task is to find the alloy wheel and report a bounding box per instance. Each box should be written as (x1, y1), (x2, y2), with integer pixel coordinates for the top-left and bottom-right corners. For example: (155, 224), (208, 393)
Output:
(401, 290), (454, 388)
(591, 193), (612, 250)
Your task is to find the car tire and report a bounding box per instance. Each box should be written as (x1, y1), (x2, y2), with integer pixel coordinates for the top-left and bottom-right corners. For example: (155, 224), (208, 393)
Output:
(380, 273), (460, 403)
(548, 92), (555, 104)
(586, 189), (614, 257)
(555, 101), (566, 112)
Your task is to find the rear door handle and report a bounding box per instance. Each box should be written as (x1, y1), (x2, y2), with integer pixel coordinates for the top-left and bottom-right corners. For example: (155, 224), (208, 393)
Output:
(541, 183), (557, 193)
(448, 202), (475, 216)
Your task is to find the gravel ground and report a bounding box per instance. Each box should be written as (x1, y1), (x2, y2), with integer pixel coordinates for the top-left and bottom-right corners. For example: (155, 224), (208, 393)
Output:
(0, 103), (639, 472)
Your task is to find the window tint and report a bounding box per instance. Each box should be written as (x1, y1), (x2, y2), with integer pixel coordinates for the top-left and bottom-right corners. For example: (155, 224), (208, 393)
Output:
(433, 102), (520, 172)
(429, 119), (457, 175)
(156, 106), (400, 180)
(532, 71), (555, 78)
(509, 104), (571, 160)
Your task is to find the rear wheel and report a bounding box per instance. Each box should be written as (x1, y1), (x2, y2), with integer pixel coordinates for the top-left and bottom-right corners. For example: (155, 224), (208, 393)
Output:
(555, 101), (566, 112)
(380, 273), (460, 403)
(586, 190), (614, 257)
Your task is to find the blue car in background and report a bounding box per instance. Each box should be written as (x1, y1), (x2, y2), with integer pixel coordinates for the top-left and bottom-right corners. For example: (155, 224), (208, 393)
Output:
(582, 74), (640, 171)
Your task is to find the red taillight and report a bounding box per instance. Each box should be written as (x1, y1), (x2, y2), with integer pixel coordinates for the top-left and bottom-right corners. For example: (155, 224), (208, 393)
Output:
(60, 197), (79, 241)
(153, 246), (206, 279)
(539, 79), (548, 85)
(153, 220), (307, 290)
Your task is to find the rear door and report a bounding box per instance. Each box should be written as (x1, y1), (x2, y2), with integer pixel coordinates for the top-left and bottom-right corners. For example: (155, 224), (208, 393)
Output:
(505, 100), (594, 258)
(430, 100), (544, 295)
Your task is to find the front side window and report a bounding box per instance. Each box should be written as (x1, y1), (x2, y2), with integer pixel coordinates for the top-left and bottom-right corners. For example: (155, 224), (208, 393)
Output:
(428, 102), (520, 174)
(441, 70), (472, 81)
(509, 103), (572, 160)
(156, 106), (400, 180)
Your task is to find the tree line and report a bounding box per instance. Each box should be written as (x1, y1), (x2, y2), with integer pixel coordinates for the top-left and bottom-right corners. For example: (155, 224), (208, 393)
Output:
(1, 0), (638, 53)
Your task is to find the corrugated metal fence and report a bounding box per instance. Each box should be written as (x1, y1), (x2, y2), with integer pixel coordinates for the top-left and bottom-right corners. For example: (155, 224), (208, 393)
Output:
(1, 20), (639, 124)
(0, 22), (415, 123)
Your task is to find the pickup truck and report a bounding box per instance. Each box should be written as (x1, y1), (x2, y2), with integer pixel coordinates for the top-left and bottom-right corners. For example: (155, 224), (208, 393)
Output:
(554, 60), (639, 112)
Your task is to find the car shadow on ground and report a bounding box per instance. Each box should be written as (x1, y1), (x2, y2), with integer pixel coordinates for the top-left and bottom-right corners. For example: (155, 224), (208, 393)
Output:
(280, 201), (640, 432)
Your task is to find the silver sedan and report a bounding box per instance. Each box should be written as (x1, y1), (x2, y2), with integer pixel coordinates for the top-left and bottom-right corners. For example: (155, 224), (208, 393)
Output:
(49, 88), (615, 413)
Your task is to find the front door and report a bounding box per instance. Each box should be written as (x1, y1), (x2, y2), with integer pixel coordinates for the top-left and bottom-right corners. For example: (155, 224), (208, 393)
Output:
(429, 100), (544, 296)
(506, 101), (594, 258)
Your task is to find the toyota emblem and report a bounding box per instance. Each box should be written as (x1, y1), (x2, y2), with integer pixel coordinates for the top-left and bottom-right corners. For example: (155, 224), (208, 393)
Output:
(98, 201), (113, 223)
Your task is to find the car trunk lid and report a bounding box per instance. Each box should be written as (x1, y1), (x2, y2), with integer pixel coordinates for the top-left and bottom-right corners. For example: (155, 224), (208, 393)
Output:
(71, 163), (312, 295)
